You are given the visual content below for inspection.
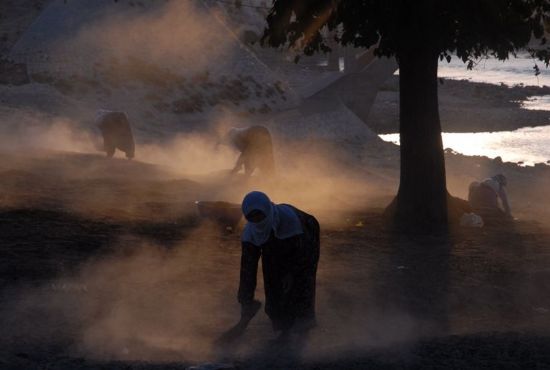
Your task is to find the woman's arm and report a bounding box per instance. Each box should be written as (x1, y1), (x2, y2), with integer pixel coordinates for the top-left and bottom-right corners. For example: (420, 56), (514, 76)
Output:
(498, 187), (512, 216)
(216, 243), (261, 344)
(238, 242), (261, 304)
(231, 153), (245, 174)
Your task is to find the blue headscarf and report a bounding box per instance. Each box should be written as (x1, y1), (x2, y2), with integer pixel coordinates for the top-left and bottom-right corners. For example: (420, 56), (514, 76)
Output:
(241, 191), (303, 246)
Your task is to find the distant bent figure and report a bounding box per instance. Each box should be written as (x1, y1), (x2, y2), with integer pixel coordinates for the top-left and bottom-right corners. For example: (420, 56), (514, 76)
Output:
(468, 174), (512, 220)
(225, 125), (275, 177)
(96, 110), (135, 159)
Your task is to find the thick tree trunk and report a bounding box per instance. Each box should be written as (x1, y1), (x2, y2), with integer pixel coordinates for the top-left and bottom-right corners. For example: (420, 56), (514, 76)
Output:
(392, 49), (448, 230)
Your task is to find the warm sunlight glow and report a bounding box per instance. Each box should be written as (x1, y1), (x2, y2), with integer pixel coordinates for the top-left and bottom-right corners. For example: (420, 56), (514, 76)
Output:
(380, 125), (550, 165)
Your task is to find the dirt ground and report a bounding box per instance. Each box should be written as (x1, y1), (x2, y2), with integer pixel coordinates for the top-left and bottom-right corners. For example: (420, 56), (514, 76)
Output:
(1, 150), (550, 369)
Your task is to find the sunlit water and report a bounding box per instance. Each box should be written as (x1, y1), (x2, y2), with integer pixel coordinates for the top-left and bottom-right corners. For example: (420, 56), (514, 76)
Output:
(438, 53), (550, 111)
(521, 95), (550, 110)
(379, 54), (550, 165)
(379, 126), (550, 166)
(437, 53), (550, 87)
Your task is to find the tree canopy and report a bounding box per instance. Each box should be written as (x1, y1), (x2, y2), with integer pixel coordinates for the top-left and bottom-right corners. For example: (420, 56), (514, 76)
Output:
(262, 0), (550, 68)
(262, 1), (550, 231)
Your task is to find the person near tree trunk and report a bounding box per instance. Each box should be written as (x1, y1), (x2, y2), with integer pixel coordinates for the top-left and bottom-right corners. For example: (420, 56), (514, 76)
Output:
(468, 174), (512, 221)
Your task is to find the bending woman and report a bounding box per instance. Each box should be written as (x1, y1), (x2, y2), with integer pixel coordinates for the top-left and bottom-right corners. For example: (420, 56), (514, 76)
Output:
(238, 191), (320, 336)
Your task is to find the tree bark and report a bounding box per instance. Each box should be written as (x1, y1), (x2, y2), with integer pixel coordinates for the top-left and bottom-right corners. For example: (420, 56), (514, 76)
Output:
(391, 48), (448, 231)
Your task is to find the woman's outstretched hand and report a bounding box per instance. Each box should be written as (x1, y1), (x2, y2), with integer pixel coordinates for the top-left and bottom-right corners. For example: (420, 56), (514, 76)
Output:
(215, 300), (261, 345)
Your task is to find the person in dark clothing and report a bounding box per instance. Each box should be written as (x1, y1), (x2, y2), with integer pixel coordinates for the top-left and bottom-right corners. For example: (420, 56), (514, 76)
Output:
(96, 110), (135, 159)
(237, 191), (320, 337)
(468, 174), (512, 222)
(225, 126), (275, 177)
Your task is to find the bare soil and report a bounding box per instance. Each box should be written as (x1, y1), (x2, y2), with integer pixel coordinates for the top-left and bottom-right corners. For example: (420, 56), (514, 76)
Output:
(1, 151), (550, 369)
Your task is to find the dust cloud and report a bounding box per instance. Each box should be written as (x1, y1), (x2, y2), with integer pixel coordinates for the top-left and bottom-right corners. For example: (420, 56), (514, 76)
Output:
(0, 229), (236, 362)
(0, 113), (401, 365)
(61, 0), (236, 74)
(0, 224), (421, 364)
(0, 108), (95, 155)
(0, 104), (390, 224)
(0, 0), (392, 220)
(0, 0), (404, 365)
(137, 133), (235, 176)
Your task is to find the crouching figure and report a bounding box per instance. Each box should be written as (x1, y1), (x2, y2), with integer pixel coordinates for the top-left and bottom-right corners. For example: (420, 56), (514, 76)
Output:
(224, 126), (275, 177)
(96, 110), (135, 159)
(468, 174), (512, 222)
(238, 191), (320, 339)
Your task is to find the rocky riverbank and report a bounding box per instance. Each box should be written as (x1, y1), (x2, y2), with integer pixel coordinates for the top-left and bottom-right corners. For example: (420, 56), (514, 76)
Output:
(368, 76), (550, 134)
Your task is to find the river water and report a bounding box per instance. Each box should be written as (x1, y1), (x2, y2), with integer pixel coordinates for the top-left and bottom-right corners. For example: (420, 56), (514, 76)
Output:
(380, 54), (550, 166)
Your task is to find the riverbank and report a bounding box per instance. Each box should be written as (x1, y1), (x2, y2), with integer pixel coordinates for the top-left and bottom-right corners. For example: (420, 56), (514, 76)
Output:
(368, 76), (550, 134)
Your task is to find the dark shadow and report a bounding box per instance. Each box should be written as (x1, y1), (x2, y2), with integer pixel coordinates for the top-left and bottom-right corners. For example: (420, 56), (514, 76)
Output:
(6, 333), (550, 369)
(127, 215), (200, 247)
(368, 215), (543, 340)
(0, 208), (119, 289)
(214, 326), (313, 370)
(369, 227), (452, 338)
(446, 219), (549, 333)
(0, 208), (198, 290)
